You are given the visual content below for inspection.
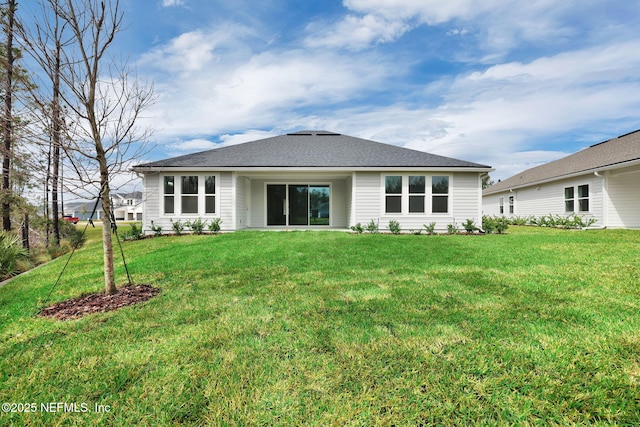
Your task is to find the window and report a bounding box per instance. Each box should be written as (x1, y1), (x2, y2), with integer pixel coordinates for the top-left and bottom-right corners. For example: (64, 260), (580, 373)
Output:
(385, 176), (402, 213)
(499, 197), (504, 214)
(565, 185), (589, 212)
(181, 176), (199, 214)
(205, 176), (216, 214)
(508, 196), (514, 214)
(564, 187), (574, 212)
(578, 185), (589, 212)
(409, 176), (425, 213)
(163, 174), (218, 216)
(432, 176), (449, 213)
(164, 176), (175, 214)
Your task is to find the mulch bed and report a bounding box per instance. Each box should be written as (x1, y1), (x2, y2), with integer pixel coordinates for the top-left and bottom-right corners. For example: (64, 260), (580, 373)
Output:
(39, 284), (160, 321)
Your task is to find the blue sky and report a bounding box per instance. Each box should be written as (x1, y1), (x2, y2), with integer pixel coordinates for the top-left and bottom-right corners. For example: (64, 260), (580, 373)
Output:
(111, 0), (640, 182)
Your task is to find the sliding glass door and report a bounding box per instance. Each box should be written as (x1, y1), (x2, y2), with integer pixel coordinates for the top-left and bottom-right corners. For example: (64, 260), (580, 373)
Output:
(309, 185), (330, 225)
(267, 184), (330, 226)
(266, 185), (286, 226)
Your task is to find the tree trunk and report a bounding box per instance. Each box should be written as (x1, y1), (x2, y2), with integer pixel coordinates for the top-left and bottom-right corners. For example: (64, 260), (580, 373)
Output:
(21, 213), (29, 250)
(51, 39), (62, 245)
(1, 0), (16, 232)
(99, 169), (116, 295)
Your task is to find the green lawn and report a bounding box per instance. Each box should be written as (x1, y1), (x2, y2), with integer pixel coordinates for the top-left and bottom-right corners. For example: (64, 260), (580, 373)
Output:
(1, 227), (639, 426)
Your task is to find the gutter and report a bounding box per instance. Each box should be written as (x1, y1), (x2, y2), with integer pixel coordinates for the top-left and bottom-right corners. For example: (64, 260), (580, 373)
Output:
(131, 166), (495, 173)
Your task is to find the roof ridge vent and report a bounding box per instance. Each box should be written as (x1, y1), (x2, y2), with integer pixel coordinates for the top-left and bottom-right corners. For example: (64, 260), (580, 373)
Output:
(617, 129), (640, 139)
(590, 128), (640, 148)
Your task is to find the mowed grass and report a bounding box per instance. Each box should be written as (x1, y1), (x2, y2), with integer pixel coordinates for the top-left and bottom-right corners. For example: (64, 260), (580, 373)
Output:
(1, 226), (639, 426)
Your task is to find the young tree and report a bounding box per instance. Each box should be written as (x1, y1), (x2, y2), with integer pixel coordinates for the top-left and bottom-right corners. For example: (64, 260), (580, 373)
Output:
(48, 0), (154, 294)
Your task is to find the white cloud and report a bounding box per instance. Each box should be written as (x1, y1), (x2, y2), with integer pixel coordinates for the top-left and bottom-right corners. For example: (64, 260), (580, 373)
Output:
(140, 29), (394, 141)
(170, 138), (218, 152)
(305, 14), (410, 50)
(161, 0), (185, 7)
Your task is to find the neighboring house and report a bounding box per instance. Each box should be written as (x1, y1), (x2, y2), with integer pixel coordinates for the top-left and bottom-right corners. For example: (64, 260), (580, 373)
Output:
(64, 191), (144, 221)
(483, 129), (640, 228)
(132, 130), (493, 233)
(112, 191), (144, 221)
(64, 201), (102, 221)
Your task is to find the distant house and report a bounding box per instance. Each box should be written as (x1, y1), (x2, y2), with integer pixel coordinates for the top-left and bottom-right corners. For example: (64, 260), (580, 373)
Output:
(113, 191), (144, 221)
(483, 129), (640, 228)
(132, 130), (493, 233)
(64, 191), (143, 221)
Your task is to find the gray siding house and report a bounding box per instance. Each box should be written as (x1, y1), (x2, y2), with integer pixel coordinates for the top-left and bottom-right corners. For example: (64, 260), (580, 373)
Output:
(483, 129), (640, 228)
(132, 131), (492, 233)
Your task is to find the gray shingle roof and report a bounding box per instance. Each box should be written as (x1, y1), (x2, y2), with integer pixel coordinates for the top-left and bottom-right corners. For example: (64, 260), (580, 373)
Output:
(134, 131), (491, 169)
(484, 129), (640, 195)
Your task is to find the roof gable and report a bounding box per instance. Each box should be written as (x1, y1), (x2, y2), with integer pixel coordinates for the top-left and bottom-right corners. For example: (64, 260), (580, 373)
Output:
(134, 131), (491, 170)
(484, 129), (640, 195)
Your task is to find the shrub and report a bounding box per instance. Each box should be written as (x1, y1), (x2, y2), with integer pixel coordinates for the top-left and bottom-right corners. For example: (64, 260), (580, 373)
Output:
(0, 231), (28, 278)
(208, 217), (223, 234)
(170, 219), (185, 236)
(570, 215), (597, 229)
(447, 223), (459, 234)
(482, 216), (509, 234)
(423, 222), (436, 235)
(366, 219), (379, 234)
(388, 220), (401, 234)
(410, 229), (422, 235)
(350, 223), (364, 233)
(120, 223), (144, 241)
(494, 216), (510, 234)
(482, 216), (496, 234)
(462, 218), (478, 234)
(59, 219), (86, 248)
(186, 218), (207, 235)
(150, 221), (163, 236)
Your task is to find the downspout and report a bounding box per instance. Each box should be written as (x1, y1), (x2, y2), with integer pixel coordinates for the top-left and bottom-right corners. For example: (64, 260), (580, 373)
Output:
(479, 172), (489, 232)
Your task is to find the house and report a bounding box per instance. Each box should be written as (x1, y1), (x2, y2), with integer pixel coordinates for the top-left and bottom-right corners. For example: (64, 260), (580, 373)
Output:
(64, 191), (144, 221)
(132, 131), (493, 233)
(112, 191), (144, 221)
(483, 129), (640, 228)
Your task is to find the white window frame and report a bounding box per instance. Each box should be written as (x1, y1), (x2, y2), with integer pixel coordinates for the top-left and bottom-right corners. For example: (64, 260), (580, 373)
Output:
(564, 184), (590, 213)
(577, 184), (590, 212)
(161, 173), (220, 217)
(381, 174), (451, 216)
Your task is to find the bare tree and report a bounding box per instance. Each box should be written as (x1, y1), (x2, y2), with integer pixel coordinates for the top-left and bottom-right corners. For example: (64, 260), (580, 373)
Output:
(48, 0), (154, 294)
(18, 0), (69, 245)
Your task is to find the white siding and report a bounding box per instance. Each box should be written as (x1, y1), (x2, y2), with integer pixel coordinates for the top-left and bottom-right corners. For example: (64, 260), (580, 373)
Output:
(607, 168), (640, 228)
(219, 172), (234, 231)
(353, 171), (482, 232)
(452, 173), (483, 224)
(141, 172), (225, 234)
(482, 174), (602, 224)
(142, 173), (161, 233)
(142, 170), (486, 232)
(346, 175), (354, 227)
(235, 175), (248, 229)
(352, 172), (381, 226)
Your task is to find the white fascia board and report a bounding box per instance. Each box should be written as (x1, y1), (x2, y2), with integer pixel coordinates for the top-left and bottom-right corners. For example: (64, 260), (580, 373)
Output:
(132, 166), (494, 173)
